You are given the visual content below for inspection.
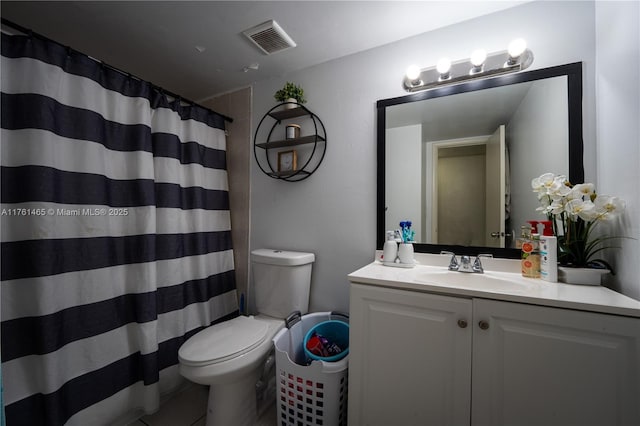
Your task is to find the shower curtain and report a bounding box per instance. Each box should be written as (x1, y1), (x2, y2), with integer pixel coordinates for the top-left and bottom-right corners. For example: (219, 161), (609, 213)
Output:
(1, 30), (238, 425)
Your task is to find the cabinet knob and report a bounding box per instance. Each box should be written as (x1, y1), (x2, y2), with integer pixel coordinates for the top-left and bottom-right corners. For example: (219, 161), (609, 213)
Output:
(478, 320), (490, 330)
(457, 319), (468, 328)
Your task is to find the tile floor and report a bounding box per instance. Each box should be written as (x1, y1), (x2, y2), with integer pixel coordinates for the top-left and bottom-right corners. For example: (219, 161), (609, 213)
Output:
(129, 384), (277, 426)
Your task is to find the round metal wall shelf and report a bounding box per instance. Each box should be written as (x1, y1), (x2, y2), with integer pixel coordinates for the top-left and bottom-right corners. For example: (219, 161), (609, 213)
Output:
(253, 102), (327, 182)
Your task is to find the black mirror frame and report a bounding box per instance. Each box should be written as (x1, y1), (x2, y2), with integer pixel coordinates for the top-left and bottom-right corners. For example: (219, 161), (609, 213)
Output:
(376, 62), (584, 258)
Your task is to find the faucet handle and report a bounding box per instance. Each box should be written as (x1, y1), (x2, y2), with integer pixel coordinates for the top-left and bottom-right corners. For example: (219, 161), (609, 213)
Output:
(440, 251), (459, 271)
(473, 254), (493, 273)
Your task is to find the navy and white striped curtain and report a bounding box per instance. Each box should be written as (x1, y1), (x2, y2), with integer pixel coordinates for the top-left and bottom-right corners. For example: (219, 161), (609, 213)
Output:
(1, 30), (238, 425)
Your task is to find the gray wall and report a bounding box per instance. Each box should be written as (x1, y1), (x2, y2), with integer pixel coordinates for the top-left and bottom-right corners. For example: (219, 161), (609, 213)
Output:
(202, 87), (253, 312)
(595, 1), (640, 299)
(508, 77), (569, 238)
(250, 1), (639, 310)
(385, 124), (422, 242)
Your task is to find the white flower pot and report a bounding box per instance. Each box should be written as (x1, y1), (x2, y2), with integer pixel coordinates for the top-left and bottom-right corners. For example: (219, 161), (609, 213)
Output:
(558, 266), (609, 286)
(283, 98), (298, 109)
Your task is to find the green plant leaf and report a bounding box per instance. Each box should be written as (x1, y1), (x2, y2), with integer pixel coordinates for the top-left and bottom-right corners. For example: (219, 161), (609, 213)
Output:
(274, 81), (306, 103)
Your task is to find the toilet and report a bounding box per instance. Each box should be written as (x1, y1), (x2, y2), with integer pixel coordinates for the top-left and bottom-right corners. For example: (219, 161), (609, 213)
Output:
(178, 249), (315, 426)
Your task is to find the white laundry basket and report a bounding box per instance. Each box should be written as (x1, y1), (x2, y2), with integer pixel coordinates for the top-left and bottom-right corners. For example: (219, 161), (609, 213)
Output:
(273, 311), (349, 426)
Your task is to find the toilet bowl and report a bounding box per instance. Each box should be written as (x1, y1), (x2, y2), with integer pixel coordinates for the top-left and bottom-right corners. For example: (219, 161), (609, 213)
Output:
(178, 249), (315, 426)
(179, 315), (284, 426)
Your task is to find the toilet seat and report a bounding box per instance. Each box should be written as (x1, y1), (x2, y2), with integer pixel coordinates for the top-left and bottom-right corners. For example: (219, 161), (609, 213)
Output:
(179, 316), (269, 367)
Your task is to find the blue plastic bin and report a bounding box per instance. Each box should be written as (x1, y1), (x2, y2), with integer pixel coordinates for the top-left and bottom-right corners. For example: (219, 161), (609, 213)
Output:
(303, 319), (350, 362)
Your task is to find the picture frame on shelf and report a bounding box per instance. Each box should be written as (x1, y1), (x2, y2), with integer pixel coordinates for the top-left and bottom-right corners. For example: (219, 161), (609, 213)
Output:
(277, 149), (297, 173)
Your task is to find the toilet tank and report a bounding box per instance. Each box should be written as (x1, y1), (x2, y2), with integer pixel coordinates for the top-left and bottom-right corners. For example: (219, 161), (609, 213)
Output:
(251, 249), (315, 318)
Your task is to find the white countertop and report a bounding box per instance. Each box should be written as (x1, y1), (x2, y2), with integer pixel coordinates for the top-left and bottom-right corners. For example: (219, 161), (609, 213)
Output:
(348, 252), (640, 318)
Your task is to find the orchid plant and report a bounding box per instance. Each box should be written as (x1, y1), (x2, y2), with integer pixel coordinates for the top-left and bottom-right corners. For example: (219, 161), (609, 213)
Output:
(532, 173), (626, 271)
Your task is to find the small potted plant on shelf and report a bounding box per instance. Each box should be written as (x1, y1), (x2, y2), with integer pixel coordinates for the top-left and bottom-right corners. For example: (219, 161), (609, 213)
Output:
(274, 81), (306, 109)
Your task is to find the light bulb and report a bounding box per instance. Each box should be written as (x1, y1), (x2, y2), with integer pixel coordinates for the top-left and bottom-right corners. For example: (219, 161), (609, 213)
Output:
(406, 65), (421, 81)
(436, 57), (451, 75)
(470, 49), (487, 67)
(508, 38), (527, 59)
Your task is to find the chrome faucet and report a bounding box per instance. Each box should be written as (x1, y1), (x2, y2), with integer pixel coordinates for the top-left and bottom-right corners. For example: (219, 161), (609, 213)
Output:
(441, 251), (493, 273)
(459, 255), (474, 272)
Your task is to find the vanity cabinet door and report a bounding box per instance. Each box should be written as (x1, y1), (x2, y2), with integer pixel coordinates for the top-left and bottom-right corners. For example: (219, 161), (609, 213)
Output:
(472, 298), (640, 426)
(348, 283), (473, 426)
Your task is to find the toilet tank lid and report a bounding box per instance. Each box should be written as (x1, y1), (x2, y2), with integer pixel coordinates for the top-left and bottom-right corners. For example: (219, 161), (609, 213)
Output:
(251, 249), (315, 266)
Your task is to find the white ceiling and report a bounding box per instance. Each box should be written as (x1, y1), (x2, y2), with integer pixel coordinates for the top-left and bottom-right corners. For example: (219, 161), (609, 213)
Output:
(1, 1), (528, 101)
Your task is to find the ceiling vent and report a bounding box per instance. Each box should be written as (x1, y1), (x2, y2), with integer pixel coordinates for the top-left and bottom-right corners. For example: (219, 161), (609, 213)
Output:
(243, 20), (296, 55)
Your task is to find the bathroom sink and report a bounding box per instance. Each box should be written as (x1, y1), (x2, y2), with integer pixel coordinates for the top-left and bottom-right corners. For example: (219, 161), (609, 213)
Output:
(414, 268), (538, 294)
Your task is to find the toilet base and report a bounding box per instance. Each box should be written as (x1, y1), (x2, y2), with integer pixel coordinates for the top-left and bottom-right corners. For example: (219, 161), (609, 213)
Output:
(205, 368), (261, 426)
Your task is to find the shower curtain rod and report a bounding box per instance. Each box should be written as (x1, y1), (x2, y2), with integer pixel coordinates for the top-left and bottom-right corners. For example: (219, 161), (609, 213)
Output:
(1, 18), (234, 124)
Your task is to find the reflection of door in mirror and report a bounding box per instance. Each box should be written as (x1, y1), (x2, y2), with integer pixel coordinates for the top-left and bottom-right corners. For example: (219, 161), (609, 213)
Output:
(429, 125), (505, 247)
(485, 125), (506, 248)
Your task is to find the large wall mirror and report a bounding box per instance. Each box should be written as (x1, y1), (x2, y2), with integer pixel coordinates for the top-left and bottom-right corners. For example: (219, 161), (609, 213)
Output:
(377, 62), (583, 258)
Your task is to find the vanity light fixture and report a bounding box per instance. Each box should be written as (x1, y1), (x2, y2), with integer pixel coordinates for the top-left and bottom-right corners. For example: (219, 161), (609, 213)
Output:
(507, 38), (527, 65)
(403, 38), (534, 92)
(405, 64), (423, 87)
(469, 49), (487, 74)
(436, 57), (452, 80)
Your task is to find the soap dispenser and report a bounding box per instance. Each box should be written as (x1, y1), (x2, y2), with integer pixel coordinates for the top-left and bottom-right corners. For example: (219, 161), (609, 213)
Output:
(540, 220), (558, 282)
(382, 231), (398, 265)
(521, 221), (540, 278)
(515, 225), (529, 249)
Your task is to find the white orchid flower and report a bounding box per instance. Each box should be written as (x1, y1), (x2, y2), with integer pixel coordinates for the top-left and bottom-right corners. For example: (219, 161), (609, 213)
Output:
(550, 175), (569, 193)
(579, 201), (598, 221)
(552, 182), (572, 198)
(593, 195), (626, 221)
(532, 173), (555, 193)
(531, 176), (547, 193)
(566, 186), (585, 201)
(533, 173), (571, 197)
(565, 198), (596, 221)
(549, 199), (566, 215)
(572, 183), (596, 200)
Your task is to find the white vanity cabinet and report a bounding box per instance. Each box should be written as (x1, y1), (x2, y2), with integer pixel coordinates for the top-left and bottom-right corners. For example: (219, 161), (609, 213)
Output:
(348, 279), (640, 426)
(471, 298), (640, 426)
(348, 283), (473, 426)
